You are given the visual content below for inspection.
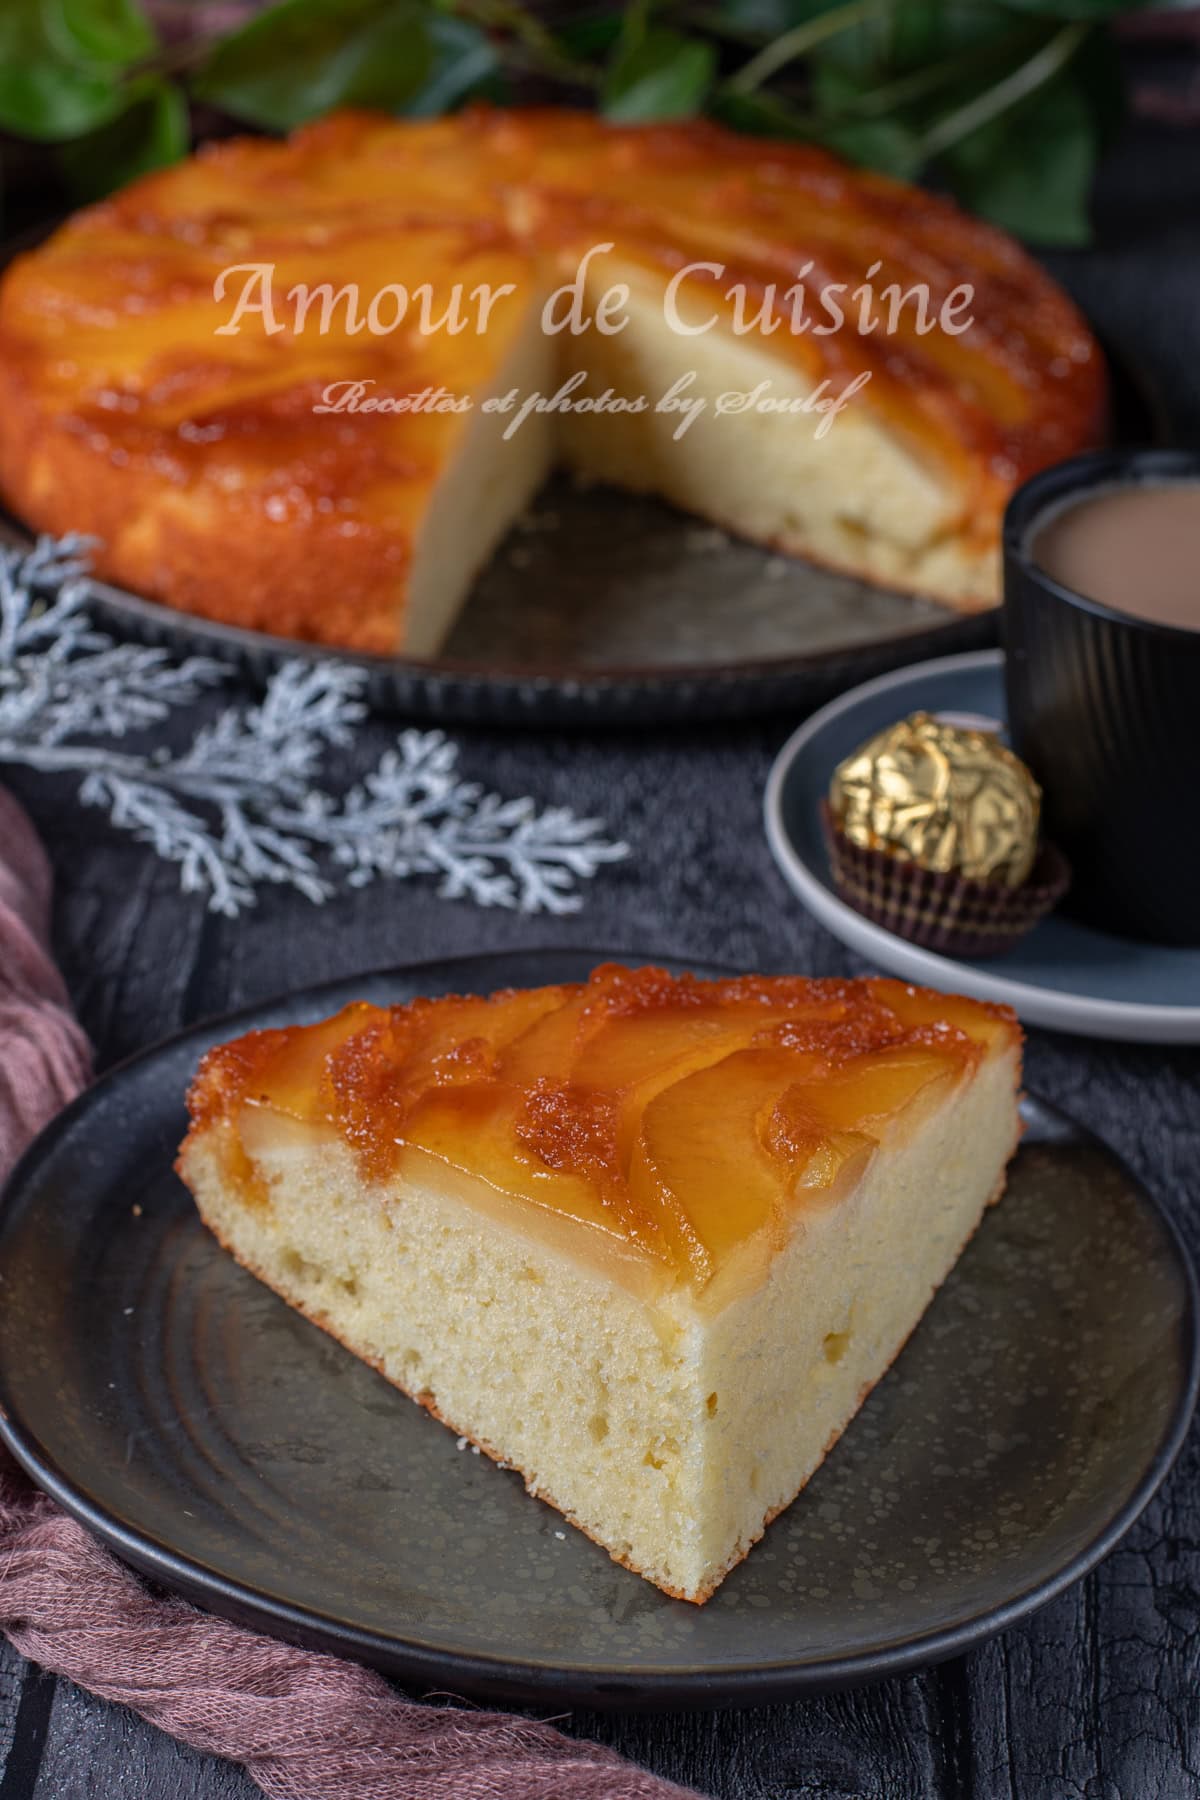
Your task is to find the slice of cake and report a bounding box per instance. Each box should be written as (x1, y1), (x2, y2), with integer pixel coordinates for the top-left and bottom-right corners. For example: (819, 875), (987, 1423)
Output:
(176, 965), (1021, 1602)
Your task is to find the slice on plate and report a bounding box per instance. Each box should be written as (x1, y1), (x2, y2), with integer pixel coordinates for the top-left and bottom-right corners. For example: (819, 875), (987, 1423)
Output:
(176, 964), (1021, 1602)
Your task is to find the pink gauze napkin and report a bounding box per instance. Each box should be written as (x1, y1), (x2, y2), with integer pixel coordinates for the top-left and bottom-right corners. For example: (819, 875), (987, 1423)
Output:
(0, 787), (702, 1800)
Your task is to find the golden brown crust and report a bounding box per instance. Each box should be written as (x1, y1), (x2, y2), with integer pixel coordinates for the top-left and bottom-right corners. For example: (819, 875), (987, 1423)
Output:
(179, 966), (1021, 1294)
(0, 107), (1104, 651)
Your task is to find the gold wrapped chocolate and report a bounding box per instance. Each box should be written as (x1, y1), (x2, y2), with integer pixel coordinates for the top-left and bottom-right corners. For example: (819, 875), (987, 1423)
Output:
(830, 712), (1041, 888)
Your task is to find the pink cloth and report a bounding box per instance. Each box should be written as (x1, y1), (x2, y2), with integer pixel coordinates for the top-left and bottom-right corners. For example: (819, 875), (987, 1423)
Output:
(0, 788), (701, 1800)
(0, 791), (90, 1177)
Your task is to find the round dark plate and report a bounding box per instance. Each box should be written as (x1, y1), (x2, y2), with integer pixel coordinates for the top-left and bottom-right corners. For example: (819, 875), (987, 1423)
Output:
(2, 479), (997, 726)
(0, 949), (1195, 1709)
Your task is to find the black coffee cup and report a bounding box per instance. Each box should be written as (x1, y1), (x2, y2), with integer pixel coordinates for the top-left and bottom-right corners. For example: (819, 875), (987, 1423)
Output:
(1003, 447), (1200, 947)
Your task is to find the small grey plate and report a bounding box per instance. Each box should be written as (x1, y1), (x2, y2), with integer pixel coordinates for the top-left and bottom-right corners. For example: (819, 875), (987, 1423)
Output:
(0, 949), (1195, 1709)
(764, 651), (1200, 1043)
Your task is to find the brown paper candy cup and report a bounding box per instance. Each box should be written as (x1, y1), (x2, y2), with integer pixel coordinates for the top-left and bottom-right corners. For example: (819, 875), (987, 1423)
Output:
(820, 803), (1071, 960)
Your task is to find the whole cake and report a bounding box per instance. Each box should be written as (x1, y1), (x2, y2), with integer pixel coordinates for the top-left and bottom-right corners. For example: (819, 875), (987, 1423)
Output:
(0, 109), (1103, 655)
(176, 964), (1022, 1602)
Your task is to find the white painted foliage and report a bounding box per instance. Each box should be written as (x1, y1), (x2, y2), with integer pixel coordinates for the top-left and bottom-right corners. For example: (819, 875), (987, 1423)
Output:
(0, 537), (628, 916)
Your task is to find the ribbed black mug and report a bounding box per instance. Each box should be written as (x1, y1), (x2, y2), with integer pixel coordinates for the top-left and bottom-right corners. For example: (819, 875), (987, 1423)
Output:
(1003, 448), (1200, 947)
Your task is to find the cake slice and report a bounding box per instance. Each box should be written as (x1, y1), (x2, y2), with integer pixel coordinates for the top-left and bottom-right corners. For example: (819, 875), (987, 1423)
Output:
(176, 965), (1021, 1602)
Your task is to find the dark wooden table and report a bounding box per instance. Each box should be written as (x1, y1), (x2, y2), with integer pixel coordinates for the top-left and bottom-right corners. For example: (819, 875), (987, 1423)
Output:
(3, 101), (1200, 1800)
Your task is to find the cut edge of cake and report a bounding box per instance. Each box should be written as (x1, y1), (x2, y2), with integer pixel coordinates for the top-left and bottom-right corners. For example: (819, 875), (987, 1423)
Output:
(554, 257), (1004, 618)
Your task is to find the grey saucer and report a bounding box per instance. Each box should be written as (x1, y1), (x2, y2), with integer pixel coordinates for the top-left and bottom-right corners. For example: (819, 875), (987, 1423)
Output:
(764, 651), (1200, 1043)
(0, 950), (1195, 1708)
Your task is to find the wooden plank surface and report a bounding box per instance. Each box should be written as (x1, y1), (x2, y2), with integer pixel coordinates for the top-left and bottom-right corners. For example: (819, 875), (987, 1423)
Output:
(2, 100), (1200, 1800)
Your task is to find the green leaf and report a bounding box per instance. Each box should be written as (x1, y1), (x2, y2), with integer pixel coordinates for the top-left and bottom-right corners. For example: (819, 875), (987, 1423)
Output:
(710, 85), (811, 136)
(0, 0), (128, 138)
(49, 0), (156, 65)
(816, 1), (1023, 83)
(57, 75), (188, 199)
(938, 68), (1097, 244)
(603, 26), (716, 121)
(803, 59), (928, 176)
(402, 14), (498, 116)
(194, 0), (434, 132)
(0, 62), (125, 140)
(816, 112), (925, 177)
(555, 13), (625, 60)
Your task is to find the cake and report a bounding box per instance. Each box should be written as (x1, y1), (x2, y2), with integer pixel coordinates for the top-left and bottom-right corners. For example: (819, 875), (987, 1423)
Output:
(0, 108), (1104, 655)
(176, 964), (1022, 1602)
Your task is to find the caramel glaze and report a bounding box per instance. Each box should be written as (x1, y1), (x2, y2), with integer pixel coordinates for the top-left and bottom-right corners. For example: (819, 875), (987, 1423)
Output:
(0, 108), (1104, 652)
(182, 965), (1020, 1290)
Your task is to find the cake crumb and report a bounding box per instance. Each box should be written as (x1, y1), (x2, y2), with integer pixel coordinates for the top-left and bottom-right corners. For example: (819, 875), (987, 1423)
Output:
(554, 1531), (566, 1540)
(456, 1436), (469, 1451)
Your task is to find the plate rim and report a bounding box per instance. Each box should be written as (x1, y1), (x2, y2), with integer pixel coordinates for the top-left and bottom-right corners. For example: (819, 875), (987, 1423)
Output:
(763, 648), (1200, 1045)
(1, 948), (1197, 1708)
(73, 556), (980, 692)
(0, 485), (982, 701)
(0, 514), (996, 725)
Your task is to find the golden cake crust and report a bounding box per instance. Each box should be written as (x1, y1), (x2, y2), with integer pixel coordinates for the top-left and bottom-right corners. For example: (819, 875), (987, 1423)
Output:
(181, 964), (1021, 1293)
(0, 108), (1104, 652)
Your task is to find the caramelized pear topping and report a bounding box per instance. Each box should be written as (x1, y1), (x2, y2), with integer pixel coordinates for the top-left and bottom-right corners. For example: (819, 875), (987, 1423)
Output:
(185, 966), (1017, 1288)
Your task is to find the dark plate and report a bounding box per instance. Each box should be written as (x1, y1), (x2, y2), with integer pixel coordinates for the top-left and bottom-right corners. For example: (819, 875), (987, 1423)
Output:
(0, 198), (1165, 727)
(2, 476), (997, 726)
(0, 949), (1195, 1708)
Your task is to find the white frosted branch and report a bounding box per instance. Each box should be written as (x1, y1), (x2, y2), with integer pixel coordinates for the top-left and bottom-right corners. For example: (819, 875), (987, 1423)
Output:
(0, 538), (629, 917)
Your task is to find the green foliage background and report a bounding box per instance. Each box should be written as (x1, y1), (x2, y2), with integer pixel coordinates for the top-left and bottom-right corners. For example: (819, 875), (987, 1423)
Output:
(0, 0), (1184, 243)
